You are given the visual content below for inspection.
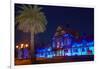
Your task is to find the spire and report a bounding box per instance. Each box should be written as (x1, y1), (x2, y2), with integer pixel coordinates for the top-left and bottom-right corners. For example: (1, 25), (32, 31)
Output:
(56, 26), (62, 32)
(55, 26), (66, 36)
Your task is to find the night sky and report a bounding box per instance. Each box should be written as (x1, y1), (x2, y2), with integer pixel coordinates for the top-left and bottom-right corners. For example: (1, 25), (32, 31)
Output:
(15, 4), (94, 46)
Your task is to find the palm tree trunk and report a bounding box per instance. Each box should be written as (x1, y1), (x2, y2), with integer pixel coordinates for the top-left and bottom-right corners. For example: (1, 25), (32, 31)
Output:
(30, 32), (35, 64)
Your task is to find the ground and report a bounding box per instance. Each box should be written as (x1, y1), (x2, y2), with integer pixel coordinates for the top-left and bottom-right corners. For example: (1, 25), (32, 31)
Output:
(15, 55), (94, 65)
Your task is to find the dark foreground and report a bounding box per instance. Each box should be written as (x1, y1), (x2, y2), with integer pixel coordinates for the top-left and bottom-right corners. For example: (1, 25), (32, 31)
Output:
(15, 55), (94, 65)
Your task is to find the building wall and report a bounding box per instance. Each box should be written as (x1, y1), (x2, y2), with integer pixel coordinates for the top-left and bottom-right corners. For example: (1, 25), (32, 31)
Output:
(36, 33), (94, 58)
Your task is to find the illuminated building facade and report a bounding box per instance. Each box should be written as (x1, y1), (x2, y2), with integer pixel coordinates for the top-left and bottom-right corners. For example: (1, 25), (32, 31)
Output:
(36, 26), (94, 59)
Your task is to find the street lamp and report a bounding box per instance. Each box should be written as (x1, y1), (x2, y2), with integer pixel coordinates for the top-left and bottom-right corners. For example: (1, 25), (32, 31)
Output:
(21, 44), (24, 49)
(16, 45), (19, 49)
(25, 44), (28, 48)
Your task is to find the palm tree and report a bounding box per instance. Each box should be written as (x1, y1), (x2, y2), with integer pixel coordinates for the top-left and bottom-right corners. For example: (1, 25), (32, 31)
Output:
(16, 5), (47, 63)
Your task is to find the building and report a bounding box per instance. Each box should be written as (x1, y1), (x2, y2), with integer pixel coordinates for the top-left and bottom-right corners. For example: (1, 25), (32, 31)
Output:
(36, 26), (94, 59)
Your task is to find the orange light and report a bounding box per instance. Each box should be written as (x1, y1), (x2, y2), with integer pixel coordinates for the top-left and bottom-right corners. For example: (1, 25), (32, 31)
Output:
(21, 44), (24, 48)
(16, 45), (19, 49)
(25, 44), (28, 48)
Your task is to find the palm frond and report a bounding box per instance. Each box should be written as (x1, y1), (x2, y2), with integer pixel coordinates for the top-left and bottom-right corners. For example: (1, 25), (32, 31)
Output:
(16, 4), (47, 34)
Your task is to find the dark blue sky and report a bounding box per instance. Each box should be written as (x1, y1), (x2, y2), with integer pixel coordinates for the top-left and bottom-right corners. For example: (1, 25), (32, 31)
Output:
(15, 4), (94, 44)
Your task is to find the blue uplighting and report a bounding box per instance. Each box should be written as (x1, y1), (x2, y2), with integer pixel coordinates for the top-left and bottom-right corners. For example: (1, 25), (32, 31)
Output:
(36, 33), (94, 59)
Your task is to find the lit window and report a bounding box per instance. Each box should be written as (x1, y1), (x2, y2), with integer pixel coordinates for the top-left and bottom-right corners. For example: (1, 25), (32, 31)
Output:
(57, 42), (60, 48)
(67, 39), (71, 45)
(61, 41), (64, 47)
(65, 49), (71, 56)
(81, 48), (87, 55)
